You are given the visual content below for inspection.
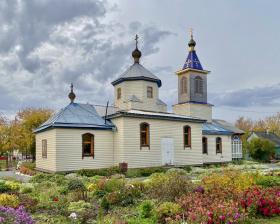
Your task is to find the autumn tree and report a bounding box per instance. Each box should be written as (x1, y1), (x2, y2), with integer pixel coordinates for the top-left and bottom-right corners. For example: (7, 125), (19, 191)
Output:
(15, 108), (53, 160)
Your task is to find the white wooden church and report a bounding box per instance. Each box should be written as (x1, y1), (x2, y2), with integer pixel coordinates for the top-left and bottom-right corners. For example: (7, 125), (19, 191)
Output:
(34, 33), (243, 172)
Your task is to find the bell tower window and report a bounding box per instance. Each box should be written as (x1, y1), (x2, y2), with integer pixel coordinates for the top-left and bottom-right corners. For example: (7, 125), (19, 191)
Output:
(194, 76), (203, 94)
(181, 77), (187, 94)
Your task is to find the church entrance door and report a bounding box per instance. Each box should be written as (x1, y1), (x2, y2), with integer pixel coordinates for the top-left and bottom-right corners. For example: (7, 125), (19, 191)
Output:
(161, 138), (174, 166)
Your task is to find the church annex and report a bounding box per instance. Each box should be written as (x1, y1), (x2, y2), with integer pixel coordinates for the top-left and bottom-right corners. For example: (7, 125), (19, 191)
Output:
(34, 33), (243, 172)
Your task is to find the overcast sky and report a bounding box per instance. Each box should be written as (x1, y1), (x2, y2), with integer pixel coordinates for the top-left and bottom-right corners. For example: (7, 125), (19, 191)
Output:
(0, 0), (279, 122)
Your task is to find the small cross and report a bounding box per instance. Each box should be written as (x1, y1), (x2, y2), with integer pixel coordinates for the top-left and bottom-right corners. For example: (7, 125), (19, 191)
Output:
(135, 34), (139, 49)
(189, 28), (193, 38)
(70, 83), (73, 92)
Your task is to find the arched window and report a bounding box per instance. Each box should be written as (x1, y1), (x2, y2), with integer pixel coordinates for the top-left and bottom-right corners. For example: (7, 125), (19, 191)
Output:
(82, 133), (94, 158)
(202, 137), (208, 154)
(147, 86), (153, 98)
(140, 123), (150, 148)
(181, 77), (187, 94)
(183, 125), (191, 148)
(216, 137), (222, 154)
(194, 76), (203, 94)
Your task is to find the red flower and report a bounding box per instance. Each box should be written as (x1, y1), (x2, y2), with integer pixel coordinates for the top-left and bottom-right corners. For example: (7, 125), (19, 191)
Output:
(53, 197), (59, 202)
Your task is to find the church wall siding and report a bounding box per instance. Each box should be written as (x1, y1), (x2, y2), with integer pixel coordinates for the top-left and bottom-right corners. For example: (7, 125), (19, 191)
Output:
(54, 129), (114, 172)
(35, 129), (57, 172)
(202, 135), (232, 163)
(117, 117), (203, 168)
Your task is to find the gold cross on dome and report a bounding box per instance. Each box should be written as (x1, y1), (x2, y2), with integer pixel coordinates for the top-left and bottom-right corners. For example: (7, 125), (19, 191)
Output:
(135, 34), (139, 49)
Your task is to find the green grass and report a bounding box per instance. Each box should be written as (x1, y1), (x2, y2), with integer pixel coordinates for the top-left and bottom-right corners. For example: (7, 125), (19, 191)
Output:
(255, 217), (280, 224)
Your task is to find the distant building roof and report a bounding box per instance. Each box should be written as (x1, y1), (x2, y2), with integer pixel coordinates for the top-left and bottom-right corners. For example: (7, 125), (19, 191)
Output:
(111, 63), (162, 87)
(250, 131), (280, 147)
(34, 103), (114, 133)
(202, 122), (234, 135)
(107, 109), (205, 123)
(213, 119), (245, 134)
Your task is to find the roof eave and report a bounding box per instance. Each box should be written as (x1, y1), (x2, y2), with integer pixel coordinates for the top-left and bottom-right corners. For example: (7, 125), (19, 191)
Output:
(176, 68), (210, 75)
(111, 77), (162, 87)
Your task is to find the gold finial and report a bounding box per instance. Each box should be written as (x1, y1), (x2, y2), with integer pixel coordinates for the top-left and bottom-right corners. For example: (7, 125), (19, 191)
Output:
(68, 83), (76, 103)
(135, 34), (139, 49)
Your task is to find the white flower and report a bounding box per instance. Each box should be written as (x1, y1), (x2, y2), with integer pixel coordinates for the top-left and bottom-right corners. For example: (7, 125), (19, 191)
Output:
(69, 212), (77, 219)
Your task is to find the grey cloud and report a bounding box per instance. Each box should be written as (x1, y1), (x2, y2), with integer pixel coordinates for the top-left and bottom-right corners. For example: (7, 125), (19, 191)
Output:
(0, 1), (173, 115)
(210, 83), (280, 107)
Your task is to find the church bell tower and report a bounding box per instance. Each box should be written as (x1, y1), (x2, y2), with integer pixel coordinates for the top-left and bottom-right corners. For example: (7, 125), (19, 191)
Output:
(173, 30), (213, 121)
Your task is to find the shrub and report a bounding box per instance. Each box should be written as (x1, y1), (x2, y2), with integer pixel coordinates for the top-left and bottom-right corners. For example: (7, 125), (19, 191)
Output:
(19, 183), (34, 194)
(247, 138), (275, 161)
(21, 162), (35, 170)
(138, 200), (155, 218)
(0, 206), (34, 224)
(67, 179), (86, 191)
(0, 194), (20, 208)
(68, 200), (91, 213)
(146, 169), (193, 201)
(5, 181), (21, 191)
(156, 202), (182, 223)
(0, 182), (11, 193)
(18, 194), (38, 212)
(201, 169), (256, 193)
(241, 186), (280, 217)
(77, 166), (120, 177)
(19, 166), (36, 176)
(256, 175), (280, 187)
(178, 190), (245, 224)
(31, 173), (68, 185)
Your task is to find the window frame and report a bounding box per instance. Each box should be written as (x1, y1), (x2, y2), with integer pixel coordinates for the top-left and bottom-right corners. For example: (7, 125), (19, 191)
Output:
(183, 125), (191, 148)
(42, 139), (47, 159)
(147, 86), (153, 98)
(82, 133), (94, 158)
(140, 122), (150, 148)
(202, 137), (208, 154)
(216, 137), (222, 154)
(117, 87), (121, 99)
(194, 76), (203, 94)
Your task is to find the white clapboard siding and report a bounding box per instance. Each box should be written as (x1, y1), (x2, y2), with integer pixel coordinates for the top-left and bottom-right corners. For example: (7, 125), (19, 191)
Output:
(202, 135), (232, 163)
(114, 81), (166, 112)
(55, 129), (114, 172)
(112, 116), (203, 168)
(36, 129), (57, 171)
(173, 103), (212, 122)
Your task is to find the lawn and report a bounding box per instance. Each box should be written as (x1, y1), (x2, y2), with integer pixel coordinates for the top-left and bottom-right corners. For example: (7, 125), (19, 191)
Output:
(256, 216), (280, 223)
(0, 162), (279, 223)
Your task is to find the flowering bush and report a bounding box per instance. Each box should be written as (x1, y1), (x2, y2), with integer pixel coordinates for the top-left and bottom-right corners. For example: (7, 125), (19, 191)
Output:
(0, 194), (20, 208)
(201, 169), (256, 193)
(241, 186), (280, 217)
(146, 169), (193, 201)
(0, 206), (34, 224)
(5, 181), (21, 191)
(156, 202), (182, 223)
(178, 189), (246, 224)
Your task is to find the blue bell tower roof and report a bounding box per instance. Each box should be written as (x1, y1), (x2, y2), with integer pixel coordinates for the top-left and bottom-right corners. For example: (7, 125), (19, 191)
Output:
(183, 50), (203, 70)
(182, 33), (203, 70)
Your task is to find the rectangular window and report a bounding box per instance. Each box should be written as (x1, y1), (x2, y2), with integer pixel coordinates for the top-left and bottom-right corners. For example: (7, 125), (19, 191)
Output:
(42, 139), (47, 158)
(147, 86), (153, 98)
(117, 88), (121, 99)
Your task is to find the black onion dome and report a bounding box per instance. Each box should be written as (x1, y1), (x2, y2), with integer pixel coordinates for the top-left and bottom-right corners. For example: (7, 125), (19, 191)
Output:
(132, 48), (141, 63)
(188, 37), (196, 48)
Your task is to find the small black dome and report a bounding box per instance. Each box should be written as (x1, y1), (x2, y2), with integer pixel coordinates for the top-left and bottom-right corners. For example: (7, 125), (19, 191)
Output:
(188, 38), (196, 48)
(132, 48), (142, 63)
